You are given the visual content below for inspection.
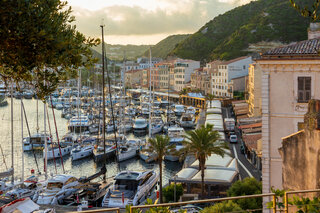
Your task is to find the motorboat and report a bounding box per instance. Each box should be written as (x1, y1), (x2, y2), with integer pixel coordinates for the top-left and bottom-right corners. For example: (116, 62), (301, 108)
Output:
(67, 115), (91, 133)
(139, 143), (157, 163)
(179, 113), (196, 128)
(133, 118), (148, 132)
(118, 145), (138, 162)
(23, 90), (33, 99)
(174, 105), (185, 116)
(164, 126), (185, 161)
(44, 144), (72, 160)
(150, 117), (164, 135)
(5, 181), (38, 201)
(55, 103), (64, 110)
(23, 133), (51, 151)
(36, 174), (79, 205)
(93, 144), (117, 162)
(102, 170), (159, 208)
(71, 145), (94, 161)
(185, 106), (196, 115)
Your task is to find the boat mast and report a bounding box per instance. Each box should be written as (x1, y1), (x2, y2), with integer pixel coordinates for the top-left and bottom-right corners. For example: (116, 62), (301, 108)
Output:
(78, 69), (82, 140)
(100, 22), (107, 182)
(10, 81), (14, 183)
(44, 80), (48, 180)
(21, 98), (24, 181)
(148, 47), (152, 138)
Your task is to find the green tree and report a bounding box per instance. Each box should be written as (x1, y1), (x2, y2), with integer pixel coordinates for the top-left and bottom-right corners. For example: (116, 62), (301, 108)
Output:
(162, 183), (184, 203)
(182, 124), (228, 198)
(201, 200), (244, 213)
(179, 88), (189, 95)
(227, 177), (262, 211)
(0, 0), (99, 100)
(290, 0), (320, 21)
(145, 135), (174, 203)
(205, 94), (215, 108)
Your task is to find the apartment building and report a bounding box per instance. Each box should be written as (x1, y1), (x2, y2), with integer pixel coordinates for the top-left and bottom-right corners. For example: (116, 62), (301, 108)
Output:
(173, 59), (200, 91)
(257, 23), (320, 211)
(124, 69), (143, 88)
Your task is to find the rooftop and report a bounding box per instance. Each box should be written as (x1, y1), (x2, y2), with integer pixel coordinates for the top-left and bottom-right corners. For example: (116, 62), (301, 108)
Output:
(262, 38), (320, 57)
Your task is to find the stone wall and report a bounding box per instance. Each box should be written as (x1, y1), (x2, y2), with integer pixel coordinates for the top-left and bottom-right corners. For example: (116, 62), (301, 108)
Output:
(279, 100), (320, 190)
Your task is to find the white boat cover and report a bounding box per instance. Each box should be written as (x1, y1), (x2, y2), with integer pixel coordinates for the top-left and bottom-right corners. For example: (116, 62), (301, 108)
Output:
(191, 151), (233, 168)
(176, 168), (198, 180)
(191, 169), (237, 183)
(206, 114), (223, 121)
(0, 198), (39, 213)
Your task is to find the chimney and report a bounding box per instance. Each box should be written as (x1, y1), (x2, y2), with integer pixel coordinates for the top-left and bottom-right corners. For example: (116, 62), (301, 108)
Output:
(304, 99), (320, 130)
(308, 23), (320, 39)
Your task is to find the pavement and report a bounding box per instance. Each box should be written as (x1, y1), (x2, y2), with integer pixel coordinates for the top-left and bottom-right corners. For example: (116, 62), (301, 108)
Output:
(222, 106), (262, 181)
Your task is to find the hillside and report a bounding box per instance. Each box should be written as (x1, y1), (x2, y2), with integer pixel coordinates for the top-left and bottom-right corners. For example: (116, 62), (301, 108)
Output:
(142, 34), (190, 59)
(91, 44), (151, 61)
(170, 0), (311, 61)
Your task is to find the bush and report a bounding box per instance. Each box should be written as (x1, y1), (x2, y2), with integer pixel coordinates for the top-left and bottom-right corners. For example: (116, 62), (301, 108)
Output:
(162, 183), (184, 203)
(201, 201), (244, 213)
(227, 177), (262, 211)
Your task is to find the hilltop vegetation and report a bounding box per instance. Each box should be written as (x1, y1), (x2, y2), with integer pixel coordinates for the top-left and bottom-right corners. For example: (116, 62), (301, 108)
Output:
(170, 0), (312, 61)
(142, 34), (190, 59)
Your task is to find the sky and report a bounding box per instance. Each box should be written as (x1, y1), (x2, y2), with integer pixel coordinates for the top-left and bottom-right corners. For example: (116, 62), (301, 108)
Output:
(67, 0), (253, 45)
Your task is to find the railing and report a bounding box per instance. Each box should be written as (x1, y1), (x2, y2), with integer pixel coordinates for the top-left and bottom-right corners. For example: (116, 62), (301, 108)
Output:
(130, 193), (276, 213)
(69, 207), (120, 213)
(284, 189), (320, 213)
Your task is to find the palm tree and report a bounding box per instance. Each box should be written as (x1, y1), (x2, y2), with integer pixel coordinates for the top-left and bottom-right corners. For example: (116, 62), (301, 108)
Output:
(145, 135), (174, 203)
(179, 88), (188, 95)
(182, 124), (229, 198)
(205, 94), (215, 108)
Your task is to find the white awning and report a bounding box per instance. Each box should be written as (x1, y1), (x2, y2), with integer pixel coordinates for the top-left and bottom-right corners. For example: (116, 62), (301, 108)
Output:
(176, 168), (198, 180)
(191, 169), (237, 183)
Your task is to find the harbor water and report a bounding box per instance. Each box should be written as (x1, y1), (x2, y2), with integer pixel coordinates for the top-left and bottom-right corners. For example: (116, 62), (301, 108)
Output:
(0, 98), (182, 183)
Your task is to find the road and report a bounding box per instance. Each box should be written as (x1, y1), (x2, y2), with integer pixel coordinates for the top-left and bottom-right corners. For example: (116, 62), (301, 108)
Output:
(222, 106), (262, 181)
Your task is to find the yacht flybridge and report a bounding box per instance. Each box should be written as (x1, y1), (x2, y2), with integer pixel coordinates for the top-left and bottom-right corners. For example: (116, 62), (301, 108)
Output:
(102, 170), (159, 208)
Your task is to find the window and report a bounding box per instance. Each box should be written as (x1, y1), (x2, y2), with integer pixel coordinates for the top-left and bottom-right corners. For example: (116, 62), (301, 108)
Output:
(298, 77), (311, 103)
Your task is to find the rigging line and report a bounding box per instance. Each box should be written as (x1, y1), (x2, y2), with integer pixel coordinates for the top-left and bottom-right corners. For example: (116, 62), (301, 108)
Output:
(0, 144), (8, 170)
(21, 100), (40, 174)
(50, 96), (65, 173)
(46, 104), (57, 174)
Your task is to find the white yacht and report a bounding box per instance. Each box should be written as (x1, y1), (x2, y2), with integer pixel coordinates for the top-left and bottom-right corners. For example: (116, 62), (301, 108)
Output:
(44, 144), (72, 160)
(23, 133), (52, 151)
(133, 118), (148, 132)
(67, 115), (91, 133)
(165, 126), (185, 161)
(174, 105), (185, 116)
(5, 181), (38, 201)
(118, 145), (138, 162)
(150, 117), (164, 135)
(180, 113), (196, 128)
(185, 106), (196, 115)
(36, 175), (79, 205)
(71, 145), (94, 161)
(102, 170), (159, 208)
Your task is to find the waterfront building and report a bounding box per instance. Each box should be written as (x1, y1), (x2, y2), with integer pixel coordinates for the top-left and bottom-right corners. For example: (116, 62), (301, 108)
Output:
(247, 63), (262, 117)
(257, 23), (320, 211)
(124, 62), (140, 72)
(124, 69), (143, 88)
(173, 59), (200, 92)
(137, 57), (162, 69)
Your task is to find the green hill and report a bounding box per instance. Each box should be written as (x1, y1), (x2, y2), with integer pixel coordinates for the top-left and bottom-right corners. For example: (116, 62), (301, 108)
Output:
(91, 43), (151, 61)
(170, 0), (312, 61)
(142, 34), (190, 59)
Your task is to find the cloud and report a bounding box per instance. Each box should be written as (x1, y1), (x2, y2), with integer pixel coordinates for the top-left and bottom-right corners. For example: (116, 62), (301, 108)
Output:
(72, 0), (243, 37)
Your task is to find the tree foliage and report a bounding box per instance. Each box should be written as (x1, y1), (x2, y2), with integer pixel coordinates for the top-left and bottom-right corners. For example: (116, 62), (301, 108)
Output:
(227, 177), (262, 211)
(290, 0), (320, 21)
(162, 184), (184, 203)
(0, 0), (100, 100)
(170, 0), (311, 61)
(182, 124), (228, 198)
(201, 201), (244, 213)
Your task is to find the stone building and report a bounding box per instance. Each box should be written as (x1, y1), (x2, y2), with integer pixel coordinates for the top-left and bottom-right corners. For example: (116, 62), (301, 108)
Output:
(280, 100), (320, 190)
(257, 23), (320, 211)
(247, 63), (262, 117)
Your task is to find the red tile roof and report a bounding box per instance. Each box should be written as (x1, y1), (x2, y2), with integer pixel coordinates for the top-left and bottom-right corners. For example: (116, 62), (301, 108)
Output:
(239, 122), (262, 129)
(262, 38), (320, 56)
(242, 134), (261, 151)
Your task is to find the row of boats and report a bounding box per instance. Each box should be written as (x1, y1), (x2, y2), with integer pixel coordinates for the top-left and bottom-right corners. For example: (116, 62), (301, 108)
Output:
(1, 169), (159, 208)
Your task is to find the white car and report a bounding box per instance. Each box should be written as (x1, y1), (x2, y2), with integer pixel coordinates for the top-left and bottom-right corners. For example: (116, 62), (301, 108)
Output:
(230, 134), (238, 143)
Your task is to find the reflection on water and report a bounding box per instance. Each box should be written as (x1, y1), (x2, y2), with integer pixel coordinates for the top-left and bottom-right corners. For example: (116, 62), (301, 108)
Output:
(0, 99), (182, 183)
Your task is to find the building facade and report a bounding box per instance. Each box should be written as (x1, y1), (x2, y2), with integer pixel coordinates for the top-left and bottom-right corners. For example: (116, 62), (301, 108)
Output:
(173, 59), (200, 92)
(124, 69), (143, 88)
(258, 26), (320, 211)
(247, 63), (262, 117)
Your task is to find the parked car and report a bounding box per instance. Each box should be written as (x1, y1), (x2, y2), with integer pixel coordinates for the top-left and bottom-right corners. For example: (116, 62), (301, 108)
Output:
(171, 204), (203, 213)
(229, 134), (238, 143)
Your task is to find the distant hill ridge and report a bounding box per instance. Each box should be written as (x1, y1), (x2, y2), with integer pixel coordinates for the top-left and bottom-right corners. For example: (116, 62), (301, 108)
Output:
(169, 0), (311, 61)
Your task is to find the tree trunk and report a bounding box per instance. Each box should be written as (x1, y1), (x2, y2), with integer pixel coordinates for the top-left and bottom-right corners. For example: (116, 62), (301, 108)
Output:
(200, 159), (205, 199)
(159, 160), (163, 203)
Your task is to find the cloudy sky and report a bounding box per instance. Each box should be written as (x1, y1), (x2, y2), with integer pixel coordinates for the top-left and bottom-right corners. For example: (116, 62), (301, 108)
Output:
(67, 0), (253, 45)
